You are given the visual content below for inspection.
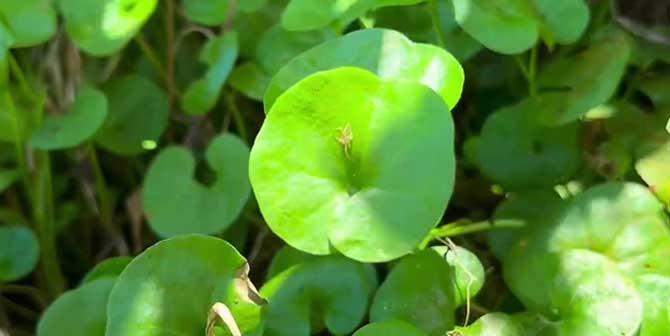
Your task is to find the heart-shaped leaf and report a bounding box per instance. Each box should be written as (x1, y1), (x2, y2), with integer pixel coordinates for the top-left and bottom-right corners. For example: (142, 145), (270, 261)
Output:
(476, 99), (581, 189)
(95, 75), (168, 155)
(264, 28), (464, 111)
(353, 320), (427, 336)
(0, 225), (39, 282)
(0, 0), (56, 47)
(452, 0), (589, 54)
(250, 67), (455, 262)
(534, 31), (631, 125)
(37, 278), (116, 336)
(143, 134), (251, 237)
(80, 256), (132, 285)
(30, 87), (108, 150)
(183, 0), (230, 26)
(106, 235), (265, 335)
(59, 0), (158, 56)
(260, 247), (377, 336)
(370, 247), (484, 335)
(182, 32), (239, 115)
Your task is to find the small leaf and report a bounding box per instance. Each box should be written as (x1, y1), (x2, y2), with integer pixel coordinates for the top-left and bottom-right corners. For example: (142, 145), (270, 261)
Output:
(476, 99), (582, 189)
(0, 225), (39, 282)
(182, 32), (239, 115)
(37, 278), (116, 336)
(260, 247), (377, 336)
(281, 0), (373, 31)
(143, 134), (251, 237)
(30, 87), (108, 150)
(0, 0), (56, 47)
(106, 235), (264, 335)
(95, 75), (168, 155)
(256, 25), (336, 75)
(59, 0), (158, 56)
(80, 256), (132, 285)
(453, 313), (525, 336)
(250, 67), (455, 262)
(353, 320), (427, 336)
(229, 62), (272, 100)
(183, 0), (230, 26)
(370, 247), (484, 336)
(265, 28), (464, 111)
(635, 135), (670, 207)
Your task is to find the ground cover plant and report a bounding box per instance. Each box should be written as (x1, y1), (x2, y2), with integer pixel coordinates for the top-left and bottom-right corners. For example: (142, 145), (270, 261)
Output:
(1, 0), (670, 335)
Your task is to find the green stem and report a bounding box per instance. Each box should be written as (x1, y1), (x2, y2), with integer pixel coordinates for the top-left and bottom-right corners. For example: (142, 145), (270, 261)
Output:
(4, 94), (31, 202)
(225, 93), (248, 143)
(87, 144), (112, 227)
(419, 219), (525, 249)
(429, 0), (447, 49)
(7, 53), (37, 102)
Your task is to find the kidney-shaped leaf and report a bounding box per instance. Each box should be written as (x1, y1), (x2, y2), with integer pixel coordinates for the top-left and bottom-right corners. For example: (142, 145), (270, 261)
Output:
(370, 247), (485, 336)
(59, 0), (158, 56)
(353, 320), (427, 336)
(260, 247), (377, 336)
(476, 99), (581, 189)
(143, 134), (251, 237)
(0, 0), (56, 47)
(37, 278), (116, 336)
(264, 28), (464, 111)
(182, 32), (239, 115)
(30, 87), (108, 150)
(250, 67), (455, 262)
(95, 75), (168, 155)
(106, 235), (264, 335)
(281, 0), (374, 32)
(0, 225), (39, 282)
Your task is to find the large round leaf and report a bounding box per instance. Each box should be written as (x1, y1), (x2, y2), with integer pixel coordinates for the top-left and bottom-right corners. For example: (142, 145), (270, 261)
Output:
(353, 320), (427, 336)
(30, 87), (108, 150)
(95, 75), (168, 155)
(534, 31), (631, 125)
(0, 225), (39, 282)
(182, 32), (239, 115)
(106, 235), (264, 335)
(476, 99), (581, 189)
(260, 247), (377, 336)
(370, 247), (484, 335)
(264, 28), (464, 111)
(143, 134), (251, 237)
(37, 278), (116, 336)
(250, 67), (455, 262)
(59, 0), (158, 56)
(0, 0), (56, 47)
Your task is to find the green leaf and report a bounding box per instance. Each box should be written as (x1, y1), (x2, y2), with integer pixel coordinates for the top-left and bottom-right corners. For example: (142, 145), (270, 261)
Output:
(370, 247), (484, 335)
(0, 169), (18, 193)
(229, 62), (271, 100)
(143, 134), (251, 237)
(80, 256), (132, 285)
(0, 225), (39, 282)
(30, 87), (108, 150)
(0, 91), (35, 144)
(183, 0), (230, 26)
(95, 75), (168, 155)
(635, 135), (670, 207)
(239, 0), (269, 13)
(265, 28), (464, 111)
(476, 99), (581, 189)
(0, 0), (57, 47)
(638, 76), (670, 108)
(636, 275), (670, 335)
(182, 33), (239, 115)
(534, 31), (631, 124)
(353, 320), (427, 336)
(453, 313), (525, 336)
(260, 247), (377, 336)
(451, 0), (589, 54)
(0, 23), (13, 86)
(281, 0), (373, 31)
(250, 67), (455, 262)
(37, 278), (116, 336)
(257, 25), (336, 75)
(59, 0), (158, 56)
(106, 235), (264, 335)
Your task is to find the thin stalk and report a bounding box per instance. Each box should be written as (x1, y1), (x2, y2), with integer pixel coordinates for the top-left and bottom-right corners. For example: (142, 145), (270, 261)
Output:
(419, 219), (525, 249)
(165, 0), (178, 108)
(7, 54), (37, 102)
(4, 94), (32, 202)
(225, 93), (248, 143)
(528, 44), (538, 96)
